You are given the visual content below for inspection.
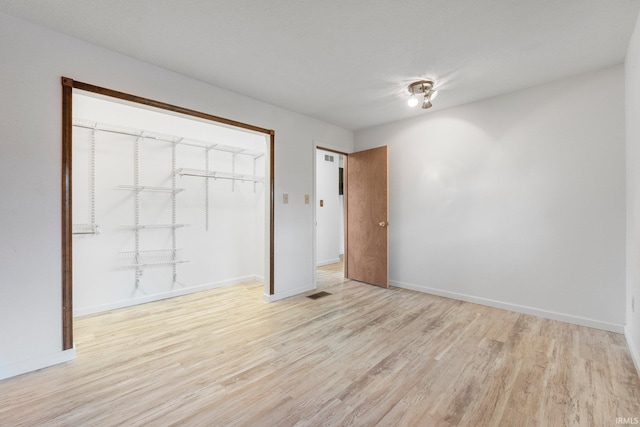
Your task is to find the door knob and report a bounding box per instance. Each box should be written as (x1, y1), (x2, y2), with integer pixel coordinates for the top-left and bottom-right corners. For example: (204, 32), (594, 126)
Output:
(379, 221), (388, 227)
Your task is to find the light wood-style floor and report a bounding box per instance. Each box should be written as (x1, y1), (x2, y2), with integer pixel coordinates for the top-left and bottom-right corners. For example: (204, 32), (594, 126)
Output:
(1, 263), (639, 426)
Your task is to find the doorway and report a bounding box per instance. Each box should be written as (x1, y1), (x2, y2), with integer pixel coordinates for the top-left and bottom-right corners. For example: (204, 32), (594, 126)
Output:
(315, 147), (346, 289)
(61, 77), (275, 350)
(71, 93), (269, 315)
(314, 145), (390, 292)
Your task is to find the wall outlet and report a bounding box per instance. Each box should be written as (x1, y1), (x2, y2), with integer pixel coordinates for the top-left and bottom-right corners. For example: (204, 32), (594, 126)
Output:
(283, 194), (288, 204)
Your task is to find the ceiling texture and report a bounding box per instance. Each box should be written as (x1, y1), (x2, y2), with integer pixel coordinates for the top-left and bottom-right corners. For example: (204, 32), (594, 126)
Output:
(1, 0), (639, 131)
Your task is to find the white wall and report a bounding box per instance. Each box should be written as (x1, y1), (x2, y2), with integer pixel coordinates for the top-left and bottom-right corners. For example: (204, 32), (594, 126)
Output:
(72, 95), (266, 315)
(355, 65), (626, 332)
(315, 149), (341, 266)
(0, 11), (353, 379)
(626, 12), (640, 374)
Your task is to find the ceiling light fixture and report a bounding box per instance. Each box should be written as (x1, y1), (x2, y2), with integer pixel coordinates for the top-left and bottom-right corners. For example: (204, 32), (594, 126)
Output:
(407, 80), (438, 109)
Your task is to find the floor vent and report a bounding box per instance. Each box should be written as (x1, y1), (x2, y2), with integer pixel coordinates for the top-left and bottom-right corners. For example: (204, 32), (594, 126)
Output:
(307, 291), (331, 300)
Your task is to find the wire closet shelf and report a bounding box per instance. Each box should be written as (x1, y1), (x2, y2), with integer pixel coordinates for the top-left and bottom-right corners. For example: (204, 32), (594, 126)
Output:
(71, 117), (266, 292)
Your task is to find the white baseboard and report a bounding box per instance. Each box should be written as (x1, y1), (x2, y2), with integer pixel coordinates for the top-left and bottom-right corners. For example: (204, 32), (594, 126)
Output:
(316, 258), (341, 267)
(625, 326), (640, 378)
(0, 348), (76, 381)
(264, 284), (315, 302)
(74, 275), (259, 317)
(391, 280), (624, 333)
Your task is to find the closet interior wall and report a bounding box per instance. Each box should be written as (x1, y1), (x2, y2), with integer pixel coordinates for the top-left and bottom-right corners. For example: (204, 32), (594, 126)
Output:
(72, 94), (266, 316)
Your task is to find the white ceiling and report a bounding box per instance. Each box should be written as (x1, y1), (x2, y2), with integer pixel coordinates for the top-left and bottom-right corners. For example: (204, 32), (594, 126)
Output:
(1, 0), (639, 130)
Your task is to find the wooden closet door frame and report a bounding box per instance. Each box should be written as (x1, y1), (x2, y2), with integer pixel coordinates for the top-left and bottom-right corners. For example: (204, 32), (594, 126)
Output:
(61, 77), (276, 350)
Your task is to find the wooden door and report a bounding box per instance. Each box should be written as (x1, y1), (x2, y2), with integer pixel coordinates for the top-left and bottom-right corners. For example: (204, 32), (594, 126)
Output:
(345, 146), (389, 288)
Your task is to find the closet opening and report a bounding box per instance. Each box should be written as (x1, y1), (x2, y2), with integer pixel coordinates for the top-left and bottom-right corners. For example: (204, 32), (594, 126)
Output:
(61, 78), (274, 350)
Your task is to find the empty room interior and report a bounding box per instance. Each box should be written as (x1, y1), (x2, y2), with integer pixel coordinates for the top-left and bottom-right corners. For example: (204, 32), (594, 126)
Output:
(2, 1), (640, 425)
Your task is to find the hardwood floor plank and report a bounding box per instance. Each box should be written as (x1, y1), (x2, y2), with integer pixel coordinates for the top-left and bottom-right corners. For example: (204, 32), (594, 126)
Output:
(1, 263), (639, 426)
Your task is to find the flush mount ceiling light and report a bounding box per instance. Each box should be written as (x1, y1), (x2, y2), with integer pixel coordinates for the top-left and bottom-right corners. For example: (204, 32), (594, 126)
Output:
(407, 80), (439, 109)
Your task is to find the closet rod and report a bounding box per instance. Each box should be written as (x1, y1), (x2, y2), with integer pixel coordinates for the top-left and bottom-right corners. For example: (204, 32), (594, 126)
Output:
(193, 175), (261, 182)
(74, 121), (144, 139)
(181, 173), (263, 183)
(176, 168), (263, 182)
(72, 118), (265, 158)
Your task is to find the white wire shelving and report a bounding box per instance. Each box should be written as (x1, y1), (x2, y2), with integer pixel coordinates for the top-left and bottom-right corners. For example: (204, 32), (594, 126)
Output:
(73, 223), (100, 235)
(118, 249), (188, 267)
(72, 117), (265, 291)
(120, 224), (188, 230)
(73, 118), (265, 159)
(175, 168), (264, 183)
(115, 185), (184, 193)
(72, 124), (99, 235)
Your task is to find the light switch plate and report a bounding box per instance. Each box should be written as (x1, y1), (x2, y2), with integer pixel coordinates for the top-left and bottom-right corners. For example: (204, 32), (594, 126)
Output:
(283, 194), (289, 204)
(304, 194), (310, 204)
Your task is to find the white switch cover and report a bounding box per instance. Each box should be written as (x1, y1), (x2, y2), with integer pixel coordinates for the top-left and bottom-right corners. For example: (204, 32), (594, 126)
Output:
(283, 194), (289, 204)
(304, 194), (310, 204)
